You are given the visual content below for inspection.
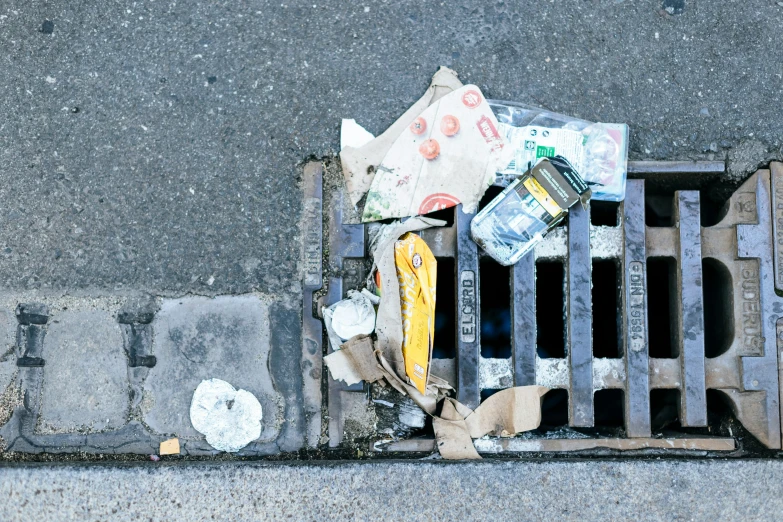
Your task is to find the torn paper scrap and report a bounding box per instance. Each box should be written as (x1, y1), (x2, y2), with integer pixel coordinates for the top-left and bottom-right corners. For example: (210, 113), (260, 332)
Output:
(361, 84), (513, 222)
(190, 378), (263, 453)
(341, 119), (375, 150)
(432, 386), (549, 459)
(341, 66), (463, 206)
(324, 335), (385, 385)
(159, 438), (180, 455)
(394, 233), (437, 395)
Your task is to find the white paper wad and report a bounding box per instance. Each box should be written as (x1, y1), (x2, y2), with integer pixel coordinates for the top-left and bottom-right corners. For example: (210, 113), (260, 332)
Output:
(361, 85), (513, 222)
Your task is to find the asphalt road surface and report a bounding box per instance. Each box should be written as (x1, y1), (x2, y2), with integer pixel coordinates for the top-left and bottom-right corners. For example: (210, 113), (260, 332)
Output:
(1, 0), (781, 297)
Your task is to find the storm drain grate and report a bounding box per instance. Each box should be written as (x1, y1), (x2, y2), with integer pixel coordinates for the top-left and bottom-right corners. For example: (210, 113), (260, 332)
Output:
(304, 160), (783, 453)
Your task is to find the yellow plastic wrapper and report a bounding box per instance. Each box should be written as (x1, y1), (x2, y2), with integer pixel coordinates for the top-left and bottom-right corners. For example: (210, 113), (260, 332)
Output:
(394, 232), (437, 395)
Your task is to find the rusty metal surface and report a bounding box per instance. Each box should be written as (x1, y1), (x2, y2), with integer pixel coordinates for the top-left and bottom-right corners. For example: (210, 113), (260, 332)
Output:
(317, 160), (783, 452)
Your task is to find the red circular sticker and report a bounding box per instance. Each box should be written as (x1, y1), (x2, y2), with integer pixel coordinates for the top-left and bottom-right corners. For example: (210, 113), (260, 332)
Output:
(418, 193), (461, 214)
(410, 117), (427, 135)
(461, 89), (482, 108)
(440, 115), (460, 136)
(418, 139), (440, 160)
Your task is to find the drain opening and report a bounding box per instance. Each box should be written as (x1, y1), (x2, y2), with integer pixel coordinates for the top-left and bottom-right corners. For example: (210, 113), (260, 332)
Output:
(481, 389), (502, 402)
(592, 260), (621, 358)
(540, 389), (569, 429)
(535, 261), (565, 359)
(650, 389), (681, 431)
(422, 207), (455, 227)
(644, 189), (729, 227)
(434, 257), (456, 359)
(593, 389), (625, 427)
(478, 185), (504, 211)
(479, 259), (511, 359)
(703, 258), (734, 358)
(647, 257), (678, 358)
(590, 201), (620, 227)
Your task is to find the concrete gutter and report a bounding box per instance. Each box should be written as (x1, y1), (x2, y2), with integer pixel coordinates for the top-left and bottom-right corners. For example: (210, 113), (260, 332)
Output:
(0, 460), (781, 521)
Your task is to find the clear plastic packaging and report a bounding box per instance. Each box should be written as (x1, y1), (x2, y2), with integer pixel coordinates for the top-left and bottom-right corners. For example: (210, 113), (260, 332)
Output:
(488, 100), (628, 202)
(471, 157), (590, 266)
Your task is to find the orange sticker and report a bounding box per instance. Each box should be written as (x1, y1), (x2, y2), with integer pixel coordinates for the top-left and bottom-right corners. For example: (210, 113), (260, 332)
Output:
(461, 89), (482, 108)
(410, 117), (427, 135)
(418, 139), (440, 160)
(418, 193), (461, 214)
(440, 115), (460, 136)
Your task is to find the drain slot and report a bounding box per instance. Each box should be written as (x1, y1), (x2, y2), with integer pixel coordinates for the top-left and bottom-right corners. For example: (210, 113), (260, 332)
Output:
(592, 259), (621, 358)
(647, 257), (678, 358)
(535, 261), (565, 359)
(479, 260), (511, 359)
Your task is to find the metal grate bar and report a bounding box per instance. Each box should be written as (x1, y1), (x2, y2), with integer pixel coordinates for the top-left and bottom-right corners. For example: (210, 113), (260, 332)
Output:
(567, 204), (594, 426)
(674, 191), (708, 426)
(511, 252), (536, 386)
(622, 179), (651, 437)
(456, 204), (481, 409)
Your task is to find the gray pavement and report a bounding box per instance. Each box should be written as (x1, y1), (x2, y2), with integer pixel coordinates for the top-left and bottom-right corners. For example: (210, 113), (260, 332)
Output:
(1, 459), (782, 521)
(1, 0), (782, 295)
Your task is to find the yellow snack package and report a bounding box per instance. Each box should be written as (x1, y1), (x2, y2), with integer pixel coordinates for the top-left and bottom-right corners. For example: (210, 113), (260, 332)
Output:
(394, 232), (437, 395)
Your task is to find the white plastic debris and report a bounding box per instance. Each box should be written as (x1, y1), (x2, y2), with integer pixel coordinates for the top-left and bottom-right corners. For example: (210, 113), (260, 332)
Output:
(189, 378), (263, 453)
(325, 290), (376, 346)
(340, 119), (375, 150)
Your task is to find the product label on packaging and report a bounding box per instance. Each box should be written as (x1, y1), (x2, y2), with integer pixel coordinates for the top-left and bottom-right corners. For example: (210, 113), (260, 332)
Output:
(395, 233), (437, 395)
(500, 126), (585, 175)
(522, 177), (562, 218)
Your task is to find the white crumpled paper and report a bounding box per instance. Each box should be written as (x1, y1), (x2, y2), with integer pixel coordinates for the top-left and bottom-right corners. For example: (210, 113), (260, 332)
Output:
(189, 378), (263, 453)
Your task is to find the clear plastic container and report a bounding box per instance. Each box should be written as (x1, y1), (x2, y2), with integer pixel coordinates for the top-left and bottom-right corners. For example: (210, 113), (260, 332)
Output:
(471, 174), (564, 266)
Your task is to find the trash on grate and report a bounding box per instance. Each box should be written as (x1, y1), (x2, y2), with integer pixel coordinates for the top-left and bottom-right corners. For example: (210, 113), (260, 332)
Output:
(322, 290), (377, 351)
(341, 66), (463, 207)
(189, 378), (262, 453)
(340, 118), (375, 150)
(361, 84), (513, 222)
(434, 386), (549, 460)
(489, 100), (629, 201)
(471, 156), (591, 266)
(373, 386), (428, 440)
(394, 232), (437, 394)
(159, 437), (180, 455)
(149, 454), (161, 462)
(325, 335), (385, 386)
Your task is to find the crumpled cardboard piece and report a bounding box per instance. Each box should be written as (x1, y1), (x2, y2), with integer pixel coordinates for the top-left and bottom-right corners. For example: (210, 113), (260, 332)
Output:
(394, 232), (437, 394)
(433, 386), (549, 460)
(324, 335), (385, 386)
(434, 399), (480, 460)
(340, 67), (463, 207)
(361, 84), (513, 222)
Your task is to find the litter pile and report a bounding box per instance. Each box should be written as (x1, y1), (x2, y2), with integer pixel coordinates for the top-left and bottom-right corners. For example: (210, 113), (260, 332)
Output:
(327, 67), (629, 459)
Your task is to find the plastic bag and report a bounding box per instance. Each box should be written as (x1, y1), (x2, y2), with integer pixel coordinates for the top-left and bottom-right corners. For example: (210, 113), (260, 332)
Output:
(488, 100), (628, 202)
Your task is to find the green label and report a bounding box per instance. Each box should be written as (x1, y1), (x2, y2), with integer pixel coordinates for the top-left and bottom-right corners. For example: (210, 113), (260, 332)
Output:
(536, 145), (555, 158)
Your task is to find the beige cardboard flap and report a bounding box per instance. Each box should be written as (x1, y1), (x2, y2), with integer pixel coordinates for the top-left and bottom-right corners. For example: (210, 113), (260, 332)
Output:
(433, 399), (480, 460)
(465, 386), (549, 438)
(340, 67), (463, 206)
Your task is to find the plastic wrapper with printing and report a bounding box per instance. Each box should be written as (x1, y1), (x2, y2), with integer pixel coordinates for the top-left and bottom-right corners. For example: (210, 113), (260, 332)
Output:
(471, 156), (591, 266)
(488, 100), (628, 202)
